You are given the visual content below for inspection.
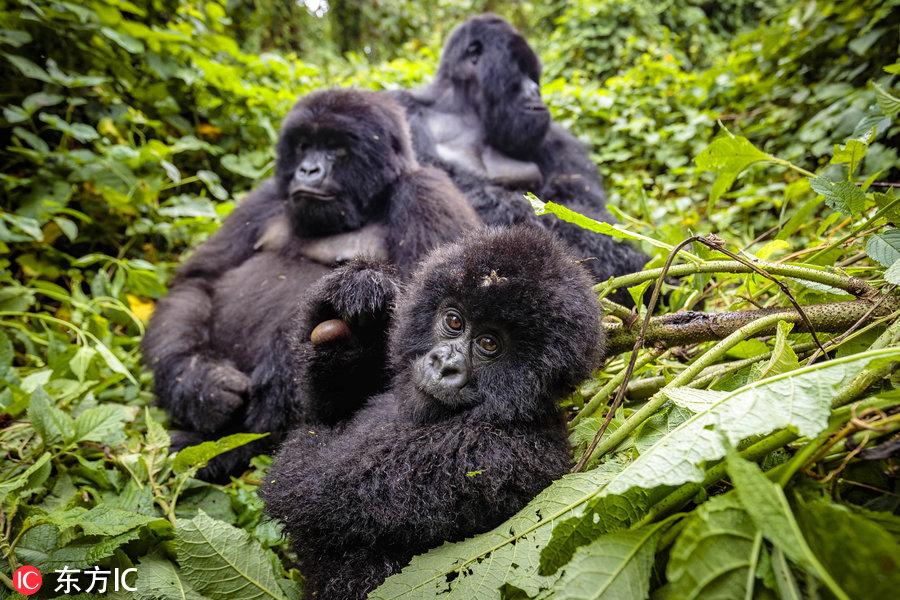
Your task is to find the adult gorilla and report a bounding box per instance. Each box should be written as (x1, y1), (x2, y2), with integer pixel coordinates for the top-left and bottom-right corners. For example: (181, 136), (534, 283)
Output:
(392, 14), (649, 302)
(142, 89), (479, 480)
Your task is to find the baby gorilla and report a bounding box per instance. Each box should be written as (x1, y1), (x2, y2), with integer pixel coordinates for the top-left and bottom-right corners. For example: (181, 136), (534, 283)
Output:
(262, 226), (605, 599)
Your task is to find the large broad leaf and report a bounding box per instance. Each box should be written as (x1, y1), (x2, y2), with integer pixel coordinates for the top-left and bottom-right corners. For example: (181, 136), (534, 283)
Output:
(372, 349), (897, 599)
(726, 453), (848, 600)
(172, 433), (268, 474)
(541, 348), (899, 573)
(695, 134), (773, 205)
(175, 511), (291, 600)
(795, 495), (900, 599)
(529, 194), (674, 254)
(865, 229), (900, 267)
(371, 460), (646, 599)
(810, 176), (867, 215)
(73, 404), (128, 445)
(550, 521), (669, 600)
(662, 494), (762, 599)
(136, 554), (211, 600)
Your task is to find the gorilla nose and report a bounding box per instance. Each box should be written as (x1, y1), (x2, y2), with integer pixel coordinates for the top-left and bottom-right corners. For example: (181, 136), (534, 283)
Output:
(294, 158), (327, 187)
(427, 346), (469, 389)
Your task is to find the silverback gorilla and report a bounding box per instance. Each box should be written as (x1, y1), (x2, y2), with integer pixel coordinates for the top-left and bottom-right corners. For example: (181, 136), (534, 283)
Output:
(262, 226), (604, 599)
(142, 89), (479, 480)
(392, 14), (650, 303)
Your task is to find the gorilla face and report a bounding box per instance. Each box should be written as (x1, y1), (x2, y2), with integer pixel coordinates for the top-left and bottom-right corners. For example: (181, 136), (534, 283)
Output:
(413, 304), (507, 409)
(276, 90), (417, 237)
(439, 14), (551, 159)
(394, 226), (604, 424)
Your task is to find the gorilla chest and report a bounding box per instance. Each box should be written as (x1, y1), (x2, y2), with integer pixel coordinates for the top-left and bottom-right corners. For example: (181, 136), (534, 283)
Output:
(424, 111), (543, 189)
(210, 217), (389, 367)
(257, 215), (389, 265)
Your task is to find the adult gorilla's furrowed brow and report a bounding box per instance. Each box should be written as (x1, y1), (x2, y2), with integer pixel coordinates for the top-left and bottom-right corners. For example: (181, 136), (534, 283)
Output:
(392, 14), (650, 304)
(142, 89), (479, 480)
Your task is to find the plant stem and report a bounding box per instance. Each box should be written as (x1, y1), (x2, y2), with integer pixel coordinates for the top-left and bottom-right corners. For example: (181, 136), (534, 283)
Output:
(604, 298), (896, 355)
(594, 260), (877, 298)
(572, 348), (666, 425)
(588, 313), (791, 464)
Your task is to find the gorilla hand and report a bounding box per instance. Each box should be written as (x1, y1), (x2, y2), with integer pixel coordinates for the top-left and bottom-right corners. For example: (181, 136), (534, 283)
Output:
(192, 360), (249, 433)
(307, 259), (400, 345)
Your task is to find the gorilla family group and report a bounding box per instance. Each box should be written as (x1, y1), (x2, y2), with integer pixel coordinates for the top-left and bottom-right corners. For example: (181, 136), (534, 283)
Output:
(142, 14), (649, 599)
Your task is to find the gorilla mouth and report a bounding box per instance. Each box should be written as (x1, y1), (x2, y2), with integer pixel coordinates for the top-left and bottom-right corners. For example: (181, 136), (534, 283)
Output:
(291, 188), (336, 202)
(523, 103), (548, 112)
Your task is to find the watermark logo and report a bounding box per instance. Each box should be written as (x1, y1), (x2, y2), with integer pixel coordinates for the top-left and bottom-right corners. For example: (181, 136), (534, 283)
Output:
(12, 565), (42, 596)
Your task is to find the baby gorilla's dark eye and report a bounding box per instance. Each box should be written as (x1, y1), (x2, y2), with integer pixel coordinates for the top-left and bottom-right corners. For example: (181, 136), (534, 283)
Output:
(475, 334), (500, 356)
(443, 310), (464, 334)
(466, 41), (483, 56)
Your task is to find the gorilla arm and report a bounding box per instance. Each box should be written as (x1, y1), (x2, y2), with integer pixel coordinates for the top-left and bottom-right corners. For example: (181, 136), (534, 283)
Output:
(535, 124), (610, 213)
(262, 411), (570, 552)
(142, 180), (283, 432)
(247, 260), (401, 428)
(385, 166), (481, 278)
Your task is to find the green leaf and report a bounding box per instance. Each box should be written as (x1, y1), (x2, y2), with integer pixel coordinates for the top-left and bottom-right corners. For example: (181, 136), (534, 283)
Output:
(809, 176), (867, 215)
(136, 554), (211, 600)
(161, 160), (181, 184)
(69, 346), (96, 382)
(528, 194), (673, 253)
(749, 321), (799, 381)
(374, 349), (897, 599)
(695, 134), (773, 206)
(726, 453), (848, 600)
(543, 348), (898, 572)
(664, 494), (760, 599)
(173, 433), (268, 474)
(38, 113), (100, 142)
(73, 404), (128, 445)
(93, 339), (138, 384)
(52, 216), (78, 241)
(0, 453), (51, 503)
(872, 82), (900, 118)
(884, 259), (900, 285)
(865, 229), (900, 267)
(373, 460), (640, 599)
(197, 170), (229, 200)
(550, 521), (668, 600)
(771, 548), (802, 600)
(176, 511), (289, 600)
(795, 496), (900, 599)
(3, 53), (53, 82)
(830, 139), (867, 176)
(28, 389), (75, 444)
(22, 92), (64, 114)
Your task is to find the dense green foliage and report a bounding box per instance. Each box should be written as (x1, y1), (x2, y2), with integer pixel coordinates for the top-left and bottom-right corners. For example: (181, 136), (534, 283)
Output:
(1, 0), (899, 598)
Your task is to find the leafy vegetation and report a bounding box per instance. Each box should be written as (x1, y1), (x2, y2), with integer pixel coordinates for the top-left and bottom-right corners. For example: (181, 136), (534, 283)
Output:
(1, 0), (899, 598)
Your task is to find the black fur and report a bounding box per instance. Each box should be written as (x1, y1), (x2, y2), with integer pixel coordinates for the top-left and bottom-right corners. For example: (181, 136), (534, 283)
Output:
(392, 14), (650, 304)
(142, 89), (479, 480)
(262, 226), (604, 599)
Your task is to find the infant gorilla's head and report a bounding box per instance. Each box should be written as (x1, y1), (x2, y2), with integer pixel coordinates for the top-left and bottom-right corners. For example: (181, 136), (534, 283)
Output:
(393, 225), (604, 424)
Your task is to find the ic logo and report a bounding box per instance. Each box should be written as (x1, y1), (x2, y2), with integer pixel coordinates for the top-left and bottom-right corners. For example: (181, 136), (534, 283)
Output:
(12, 565), (42, 595)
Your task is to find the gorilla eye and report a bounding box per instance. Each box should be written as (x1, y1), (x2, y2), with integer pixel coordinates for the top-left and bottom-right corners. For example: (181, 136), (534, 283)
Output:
(334, 147), (348, 158)
(465, 41), (483, 63)
(475, 334), (500, 356)
(443, 310), (464, 334)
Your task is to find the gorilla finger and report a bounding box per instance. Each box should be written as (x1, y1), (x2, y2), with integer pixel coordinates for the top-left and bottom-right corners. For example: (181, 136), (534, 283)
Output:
(311, 319), (352, 345)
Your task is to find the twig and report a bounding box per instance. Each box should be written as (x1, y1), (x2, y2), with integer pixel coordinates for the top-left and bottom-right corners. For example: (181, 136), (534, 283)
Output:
(573, 236), (700, 472)
(806, 291), (896, 363)
(604, 298), (898, 355)
(698, 235), (829, 359)
(595, 260), (877, 299)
